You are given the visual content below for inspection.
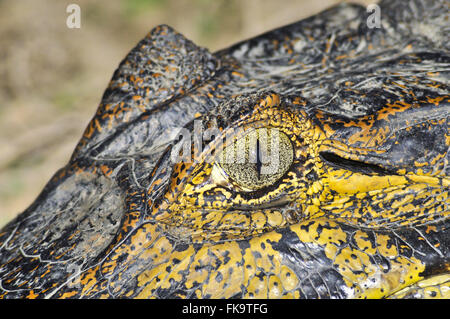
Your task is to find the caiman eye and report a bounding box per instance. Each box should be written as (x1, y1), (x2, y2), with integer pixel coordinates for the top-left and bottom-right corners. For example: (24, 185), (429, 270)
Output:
(214, 128), (294, 191)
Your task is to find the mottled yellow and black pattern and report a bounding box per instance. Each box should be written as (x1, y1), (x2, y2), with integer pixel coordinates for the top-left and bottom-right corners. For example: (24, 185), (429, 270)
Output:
(0, 0), (448, 299)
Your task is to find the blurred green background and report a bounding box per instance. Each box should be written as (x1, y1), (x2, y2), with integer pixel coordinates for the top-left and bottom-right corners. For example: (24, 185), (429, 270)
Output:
(0, 0), (373, 227)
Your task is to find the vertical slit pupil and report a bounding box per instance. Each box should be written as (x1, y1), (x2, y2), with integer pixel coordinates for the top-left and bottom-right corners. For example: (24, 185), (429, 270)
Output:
(256, 137), (262, 180)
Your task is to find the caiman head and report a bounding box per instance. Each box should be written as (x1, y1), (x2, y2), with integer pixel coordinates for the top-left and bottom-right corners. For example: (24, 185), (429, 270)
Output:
(0, 0), (448, 298)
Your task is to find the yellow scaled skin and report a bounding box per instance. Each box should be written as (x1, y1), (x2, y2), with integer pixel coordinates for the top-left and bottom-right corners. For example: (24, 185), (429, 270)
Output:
(388, 274), (450, 299)
(56, 92), (448, 299)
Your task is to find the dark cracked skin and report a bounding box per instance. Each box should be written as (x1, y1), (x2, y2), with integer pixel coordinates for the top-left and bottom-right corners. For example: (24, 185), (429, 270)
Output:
(0, 0), (449, 299)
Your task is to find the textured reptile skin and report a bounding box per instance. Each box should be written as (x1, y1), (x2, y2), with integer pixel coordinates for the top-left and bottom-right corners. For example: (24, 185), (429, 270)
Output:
(0, 0), (448, 298)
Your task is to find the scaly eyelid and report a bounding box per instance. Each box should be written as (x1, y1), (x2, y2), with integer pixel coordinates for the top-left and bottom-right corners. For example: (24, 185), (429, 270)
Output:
(228, 197), (293, 211)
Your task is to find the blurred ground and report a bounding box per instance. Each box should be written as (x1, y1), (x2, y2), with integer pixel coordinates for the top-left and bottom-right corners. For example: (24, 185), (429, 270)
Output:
(0, 0), (374, 227)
